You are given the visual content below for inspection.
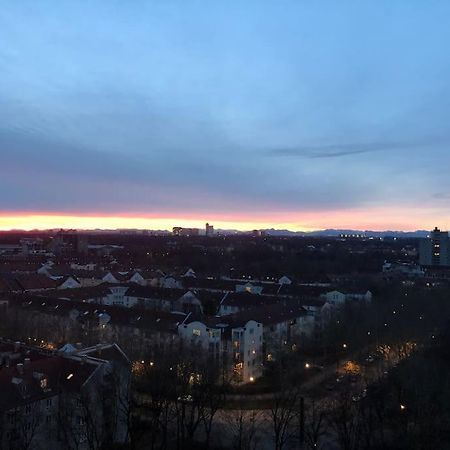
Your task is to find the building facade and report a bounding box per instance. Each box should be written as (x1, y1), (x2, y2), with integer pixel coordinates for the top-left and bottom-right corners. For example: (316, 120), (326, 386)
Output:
(419, 227), (450, 266)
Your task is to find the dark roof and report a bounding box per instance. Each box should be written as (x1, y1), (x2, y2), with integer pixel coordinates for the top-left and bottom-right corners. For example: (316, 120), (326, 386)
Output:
(0, 261), (42, 274)
(0, 342), (99, 412)
(0, 275), (23, 293)
(228, 301), (308, 326)
(220, 291), (325, 312)
(7, 292), (187, 335)
(42, 285), (112, 300)
(220, 292), (279, 308)
(124, 285), (189, 301)
(15, 274), (59, 291)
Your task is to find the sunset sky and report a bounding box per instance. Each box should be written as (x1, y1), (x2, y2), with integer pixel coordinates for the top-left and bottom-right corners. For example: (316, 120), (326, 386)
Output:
(2, 1), (450, 231)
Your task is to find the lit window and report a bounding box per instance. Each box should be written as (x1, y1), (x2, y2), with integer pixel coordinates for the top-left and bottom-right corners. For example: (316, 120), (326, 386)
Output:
(192, 329), (201, 336)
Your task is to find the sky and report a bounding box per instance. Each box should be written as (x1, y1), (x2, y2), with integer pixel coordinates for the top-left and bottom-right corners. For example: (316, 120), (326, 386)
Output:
(1, 1), (450, 231)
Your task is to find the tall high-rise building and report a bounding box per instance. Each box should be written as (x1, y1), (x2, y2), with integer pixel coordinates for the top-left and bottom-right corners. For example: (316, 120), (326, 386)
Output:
(419, 227), (450, 266)
(205, 223), (214, 237)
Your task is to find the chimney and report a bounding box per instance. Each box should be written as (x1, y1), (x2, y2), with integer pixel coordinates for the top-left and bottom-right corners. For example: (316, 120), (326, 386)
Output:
(17, 363), (24, 375)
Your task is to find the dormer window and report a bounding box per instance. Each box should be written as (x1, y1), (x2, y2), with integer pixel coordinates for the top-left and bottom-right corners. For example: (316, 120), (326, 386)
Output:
(40, 378), (48, 390)
(33, 372), (49, 391)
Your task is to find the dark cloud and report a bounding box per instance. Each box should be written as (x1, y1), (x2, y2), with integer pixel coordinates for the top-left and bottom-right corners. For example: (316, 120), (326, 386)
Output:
(0, 128), (377, 213)
(267, 141), (424, 159)
(433, 193), (450, 200)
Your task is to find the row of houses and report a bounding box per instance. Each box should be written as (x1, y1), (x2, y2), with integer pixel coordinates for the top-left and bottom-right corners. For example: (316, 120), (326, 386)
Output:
(7, 280), (372, 318)
(1, 284), (373, 385)
(2, 289), (321, 383)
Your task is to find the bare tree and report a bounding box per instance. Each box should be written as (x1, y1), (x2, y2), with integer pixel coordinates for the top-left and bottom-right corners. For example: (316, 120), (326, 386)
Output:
(269, 385), (300, 450)
(224, 406), (263, 450)
(9, 402), (43, 450)
(303, 400), (327, 450)
(328, 393), (361, 450)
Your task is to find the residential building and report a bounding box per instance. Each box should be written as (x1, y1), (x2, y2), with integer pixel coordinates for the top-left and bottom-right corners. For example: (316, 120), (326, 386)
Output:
(0, 340), (130, 450)
(420, 227), (450, 266)
(178, 316), (263, 383)
(322, 289), (372, 306)
(172, 227), (200, 237)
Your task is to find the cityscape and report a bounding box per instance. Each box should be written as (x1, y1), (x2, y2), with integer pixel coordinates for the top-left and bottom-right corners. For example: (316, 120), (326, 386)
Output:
(0, 226), (449, 449)
(2, 1), (450, 449)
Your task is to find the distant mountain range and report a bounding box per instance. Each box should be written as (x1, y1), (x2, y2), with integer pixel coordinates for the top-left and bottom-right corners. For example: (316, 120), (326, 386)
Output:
(260, 229), (430, 238)
(1, 228), (431, 238)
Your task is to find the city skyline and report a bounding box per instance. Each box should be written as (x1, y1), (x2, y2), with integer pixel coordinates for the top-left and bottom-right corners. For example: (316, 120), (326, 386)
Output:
(2, 1), (450, 231)
(0, 210), (444, 232)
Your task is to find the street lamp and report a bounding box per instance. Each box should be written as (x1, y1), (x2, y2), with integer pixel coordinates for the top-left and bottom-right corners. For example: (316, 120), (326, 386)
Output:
(342, 343), (347, 349)
(305, 363), (311, 369)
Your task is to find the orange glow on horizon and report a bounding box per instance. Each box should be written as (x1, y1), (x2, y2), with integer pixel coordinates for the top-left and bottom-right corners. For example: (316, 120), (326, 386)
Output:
(0, 207), (447, 232)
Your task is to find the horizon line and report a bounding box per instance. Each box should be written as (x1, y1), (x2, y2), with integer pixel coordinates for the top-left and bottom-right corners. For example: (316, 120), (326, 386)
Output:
(0, 212), (441, 233)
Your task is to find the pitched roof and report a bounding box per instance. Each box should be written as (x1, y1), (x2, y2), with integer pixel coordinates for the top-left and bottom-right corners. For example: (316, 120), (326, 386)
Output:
(15, 274), (59, 291)
(0, 342), (100, 412)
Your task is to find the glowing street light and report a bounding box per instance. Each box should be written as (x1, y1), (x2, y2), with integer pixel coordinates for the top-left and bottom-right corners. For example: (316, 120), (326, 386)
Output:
(342, 343), (347, 349)
(400, 404), (406, 411)
(305, 363), (311, 369)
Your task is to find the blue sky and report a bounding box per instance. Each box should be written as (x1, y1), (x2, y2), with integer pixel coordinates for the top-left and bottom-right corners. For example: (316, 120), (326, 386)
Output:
(1, 1), (450, 230)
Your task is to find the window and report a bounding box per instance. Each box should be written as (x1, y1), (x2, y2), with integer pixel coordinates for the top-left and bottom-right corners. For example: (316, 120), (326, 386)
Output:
(40, 378), (48, 390)
(192, 329), (201, 336)
(208, 330), (220, 339)
(46, 398), (52, 407)
(249, 328), (254, 334)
